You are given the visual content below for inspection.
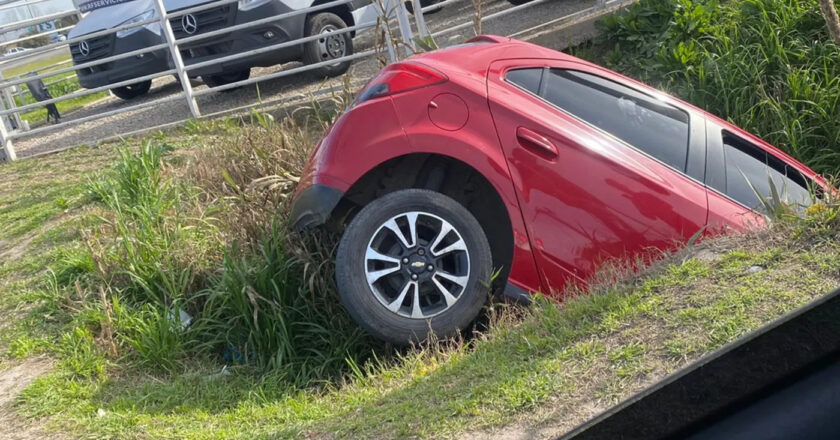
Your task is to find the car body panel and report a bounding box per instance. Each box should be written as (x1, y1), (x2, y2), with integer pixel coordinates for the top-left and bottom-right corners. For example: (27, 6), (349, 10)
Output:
(388, 75), (543, 293)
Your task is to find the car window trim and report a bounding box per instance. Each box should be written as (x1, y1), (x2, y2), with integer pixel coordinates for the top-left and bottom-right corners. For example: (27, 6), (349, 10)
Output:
(502, 65), (702, 187)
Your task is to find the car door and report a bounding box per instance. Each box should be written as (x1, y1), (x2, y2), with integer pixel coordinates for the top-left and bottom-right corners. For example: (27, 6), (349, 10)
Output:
(487, 59), (709, 293)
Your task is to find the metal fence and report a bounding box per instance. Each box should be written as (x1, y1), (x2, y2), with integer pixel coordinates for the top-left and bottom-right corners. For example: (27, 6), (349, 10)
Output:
(0, 0), (633, 162)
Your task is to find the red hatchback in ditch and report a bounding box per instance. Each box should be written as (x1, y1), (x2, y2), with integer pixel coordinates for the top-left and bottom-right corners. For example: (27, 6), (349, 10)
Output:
(291, 36), (821, 344)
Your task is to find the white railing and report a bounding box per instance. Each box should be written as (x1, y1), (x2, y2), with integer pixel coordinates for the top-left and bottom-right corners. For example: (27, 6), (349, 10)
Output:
(0, 0), (635, 162)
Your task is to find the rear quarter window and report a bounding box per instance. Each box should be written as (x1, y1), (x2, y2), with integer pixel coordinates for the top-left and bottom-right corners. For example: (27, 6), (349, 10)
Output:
(720, 133), (813, 211)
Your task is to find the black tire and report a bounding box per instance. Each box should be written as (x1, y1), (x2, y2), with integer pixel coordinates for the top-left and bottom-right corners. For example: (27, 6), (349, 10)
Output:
(406, 0), (443, 14)
(111, 80), (151, 100)
(202, 69), (250, 89)
(336, 189), (493, 345)
(302, 12), (353, 78)
(507, 0), (533, 4)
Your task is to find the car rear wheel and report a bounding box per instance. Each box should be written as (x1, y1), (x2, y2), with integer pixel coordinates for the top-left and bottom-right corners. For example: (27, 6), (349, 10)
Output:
(303, 12), (353, 78)
(111, 80), (152, 100)
(336, 189), (492, 345)
(202, 69), (250, 89)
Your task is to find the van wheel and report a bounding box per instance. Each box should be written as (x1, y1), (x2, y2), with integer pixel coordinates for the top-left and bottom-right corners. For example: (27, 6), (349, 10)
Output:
(406, 0), (443, 14)
(111, 80), (151, 100)
(336, 189), (492, 345)
(202, 69), (250, 89)
(303, 12), (353, 78)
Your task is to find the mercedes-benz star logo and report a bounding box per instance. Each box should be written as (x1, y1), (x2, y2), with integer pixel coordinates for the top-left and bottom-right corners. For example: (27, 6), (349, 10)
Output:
(181, 14), (198, 35)
(79, 40), (90, 56)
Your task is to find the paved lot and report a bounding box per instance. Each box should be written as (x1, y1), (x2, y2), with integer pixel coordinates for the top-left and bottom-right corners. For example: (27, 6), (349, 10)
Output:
(11, 0), (597, 157)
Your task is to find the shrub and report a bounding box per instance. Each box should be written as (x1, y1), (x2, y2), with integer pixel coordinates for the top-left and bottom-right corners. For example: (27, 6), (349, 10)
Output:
(86, 141), (219, 307)
(198, 222), (369, 382)
(592, 0), (840, 174)
(113, 300), (188, 371)
(70, 114), (372, 381)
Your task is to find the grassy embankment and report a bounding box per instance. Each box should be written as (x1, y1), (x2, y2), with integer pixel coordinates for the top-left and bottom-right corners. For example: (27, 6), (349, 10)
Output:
(1, 0), (839, 437)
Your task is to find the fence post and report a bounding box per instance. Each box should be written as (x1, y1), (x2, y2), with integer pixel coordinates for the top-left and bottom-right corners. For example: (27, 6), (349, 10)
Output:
(392, 0), (416, 54)
(152, 0), (201, 118)
(0, 73), (24, 131)
(0, 109), (17, 162)
(411, 0), (429, 39)
(374, 0), (397, 62)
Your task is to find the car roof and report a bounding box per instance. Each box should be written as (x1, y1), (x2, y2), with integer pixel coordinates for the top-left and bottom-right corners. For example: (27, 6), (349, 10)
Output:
(409, 35), (571, 74)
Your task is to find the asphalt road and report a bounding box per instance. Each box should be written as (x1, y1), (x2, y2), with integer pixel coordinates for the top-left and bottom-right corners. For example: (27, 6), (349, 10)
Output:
(11, 0), (598, 157)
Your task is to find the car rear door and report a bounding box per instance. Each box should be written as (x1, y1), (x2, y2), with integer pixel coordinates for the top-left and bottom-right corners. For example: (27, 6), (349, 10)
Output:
(486, 59), (709, 292)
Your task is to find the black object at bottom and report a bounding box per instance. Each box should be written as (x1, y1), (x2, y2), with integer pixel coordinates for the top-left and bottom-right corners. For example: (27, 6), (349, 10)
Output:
(559, 286), (840, 440)
(24, 73), (60, 124)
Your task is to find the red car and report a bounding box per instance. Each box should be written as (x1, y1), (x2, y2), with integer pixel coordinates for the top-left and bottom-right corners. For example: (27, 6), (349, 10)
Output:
(291, 35), (821, 344)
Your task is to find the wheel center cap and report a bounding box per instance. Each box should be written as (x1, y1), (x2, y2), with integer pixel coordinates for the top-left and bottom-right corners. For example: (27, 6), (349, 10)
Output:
(407, 255), (427, 274)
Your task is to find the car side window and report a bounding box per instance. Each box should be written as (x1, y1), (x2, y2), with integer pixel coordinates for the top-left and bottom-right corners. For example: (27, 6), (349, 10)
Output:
(506, 68), (543, 94)
(540, 69), (690, 171)
(719, 133), (813, 210)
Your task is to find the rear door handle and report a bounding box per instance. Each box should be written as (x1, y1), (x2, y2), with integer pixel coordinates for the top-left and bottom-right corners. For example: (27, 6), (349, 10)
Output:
(516, 127), (558, 158)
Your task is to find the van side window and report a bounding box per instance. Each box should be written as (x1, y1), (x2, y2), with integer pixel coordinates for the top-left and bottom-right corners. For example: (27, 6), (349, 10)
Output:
(720, 133), (813, 210)
(541, 69), (690, 171)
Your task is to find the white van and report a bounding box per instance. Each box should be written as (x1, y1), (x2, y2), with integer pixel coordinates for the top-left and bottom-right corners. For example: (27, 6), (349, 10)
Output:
(69, 0), (385, 99)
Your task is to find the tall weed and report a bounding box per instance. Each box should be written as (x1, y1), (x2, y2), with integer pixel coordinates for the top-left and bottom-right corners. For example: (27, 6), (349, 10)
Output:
(198, 221), (369, 382)
(69, 114), (373, 381)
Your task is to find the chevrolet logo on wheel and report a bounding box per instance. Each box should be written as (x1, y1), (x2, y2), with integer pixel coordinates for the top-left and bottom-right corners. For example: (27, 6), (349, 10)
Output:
(181, 13), (198, 35)
(411, 262), (425, 268)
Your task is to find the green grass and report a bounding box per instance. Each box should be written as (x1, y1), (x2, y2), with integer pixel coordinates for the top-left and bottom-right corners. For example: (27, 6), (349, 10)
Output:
(19, 89), (109, 125)
(2, 52), (108, 125)
(1, 1), (840, 436)
(0, 116), (837, 439)
(1, 52), (71, 78)
(10, 229), (840, 439)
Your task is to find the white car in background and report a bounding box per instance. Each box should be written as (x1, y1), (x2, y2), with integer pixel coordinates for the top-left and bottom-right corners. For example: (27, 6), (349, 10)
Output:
(2, 47), (28, 57)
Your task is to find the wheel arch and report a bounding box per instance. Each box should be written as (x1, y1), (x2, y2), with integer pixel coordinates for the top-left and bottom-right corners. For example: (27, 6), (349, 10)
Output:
(307, 0), (356, 37)
(330, 152), (515, 293)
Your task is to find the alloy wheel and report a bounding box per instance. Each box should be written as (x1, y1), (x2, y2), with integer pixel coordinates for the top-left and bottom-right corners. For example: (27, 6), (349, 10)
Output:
(364, 211), (471, 319)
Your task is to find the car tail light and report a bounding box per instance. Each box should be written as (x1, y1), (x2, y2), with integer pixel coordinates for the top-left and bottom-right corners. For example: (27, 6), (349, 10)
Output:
(354, 62), (447, 106)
